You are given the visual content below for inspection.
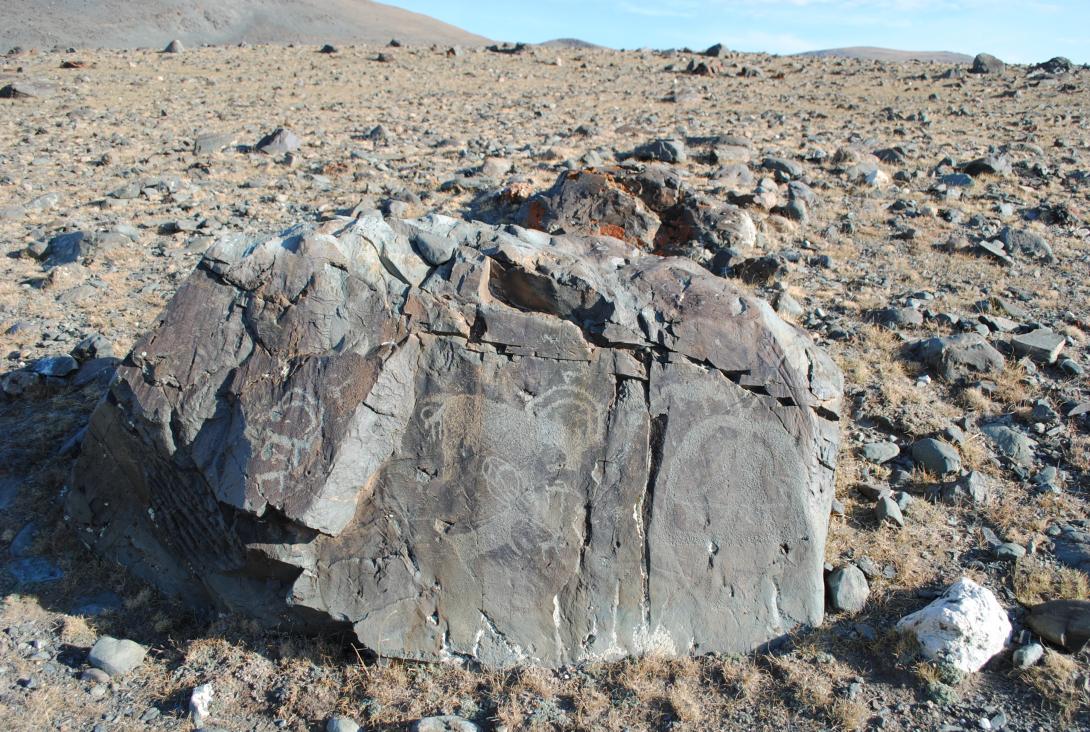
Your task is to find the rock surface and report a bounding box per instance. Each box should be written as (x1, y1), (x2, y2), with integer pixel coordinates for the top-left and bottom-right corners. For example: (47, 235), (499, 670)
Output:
(896, 578), (1011, 674)
(88, 636), (147, 677)
(826, 564), (869, 613)
(1025, 600), (1090, 652)
(68, 211), (842, 668)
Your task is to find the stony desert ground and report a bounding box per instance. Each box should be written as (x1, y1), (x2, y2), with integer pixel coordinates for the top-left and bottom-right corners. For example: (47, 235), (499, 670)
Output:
(0, 40), (1089, 731)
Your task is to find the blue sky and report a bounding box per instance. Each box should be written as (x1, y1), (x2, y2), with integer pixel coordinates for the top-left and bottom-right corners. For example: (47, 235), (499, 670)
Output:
(395, 0), (1089, 64)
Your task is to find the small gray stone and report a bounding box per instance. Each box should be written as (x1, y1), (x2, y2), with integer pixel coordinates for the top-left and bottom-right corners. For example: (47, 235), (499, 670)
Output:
(874, 307), (923, 328)
(1052, 527), (1090, 573)
(941, 471), (990, 505)
(194, 132), (236, 155)
(999, 227), (1052, 261)
(861, 441), (900, 464)
(163, 39), (185, 53)
(856, 484), (892, 501)
(414, 717), (480, 732)
(88, 637), (146, 677)
(911, 438), (961, 475)
(81, 668), (111, 684)
(827, 565), (870, 613)
(977, 239), (1013, 265)
(856, 557), (880, 579)
(876, 495), (905, 527)
(908, 334), (1004, 380)
(327, 716), (361, 732)
(256, 128), (302, 155)
(1011, 329), (1065, 364)
(981, 424), (1035, 468)
(72, 334), (113, 362)
(1012, 642), (1044, 669)
(830, 497), (845, 516)
(632, 138), (686, 164)
(762, 156), (804, 181)
(894, 491), (913, 512)
(190, 683), (214, 727)
(479, 157), (512, 178)
(995, 543), (1026, 561)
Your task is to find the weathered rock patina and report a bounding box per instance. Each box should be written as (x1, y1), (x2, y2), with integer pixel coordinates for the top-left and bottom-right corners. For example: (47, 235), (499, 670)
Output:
(68, 211), (842, 668)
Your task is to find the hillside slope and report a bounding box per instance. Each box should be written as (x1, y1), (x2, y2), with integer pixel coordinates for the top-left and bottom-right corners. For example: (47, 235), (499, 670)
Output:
(1, 0), (489, 50)
(798, 46), (973, 63)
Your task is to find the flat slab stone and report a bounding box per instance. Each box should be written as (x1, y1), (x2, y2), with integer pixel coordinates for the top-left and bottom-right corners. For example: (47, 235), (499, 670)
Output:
(1011, 328), (1065, 363)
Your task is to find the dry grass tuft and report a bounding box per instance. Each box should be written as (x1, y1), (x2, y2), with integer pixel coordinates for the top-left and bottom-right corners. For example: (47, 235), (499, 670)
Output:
(1021, 650), (1090, 724)
(1013, 557), (1090, 605)
(766, 650), (867, 730)
(992, 362), (1033, 410)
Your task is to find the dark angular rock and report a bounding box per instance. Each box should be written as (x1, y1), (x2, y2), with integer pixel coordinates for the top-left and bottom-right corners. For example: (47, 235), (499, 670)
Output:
(31, 355), (79, 377)
(981, 424), (1035, 467)
(0, 80), (55, 99)
(41, 231), (91, 266)
(518, 169), (661, 247)
(761, 156), (804, 182)
(1053, 527), (1090, 573)
(960, 155), (1012, 177)
(1033, 57), (1072, 74)
(631, 138), (687, 164)
(255, 128), (302, 156)
(911, 438), (961, 475)
(971, 53), (1005, 74)
(999, 227), (1053, 261)
(1026, 600), (1090, 652)
(68, 212), (843, 669)
(905, 334), (1005, 381)
(654, 192), (757, 262)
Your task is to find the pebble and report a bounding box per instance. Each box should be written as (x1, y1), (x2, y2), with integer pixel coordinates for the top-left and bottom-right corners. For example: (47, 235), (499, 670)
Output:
(876, 495), (905, 527)
(1012, 642), (1044, 669)
(327, 716), (361, 732)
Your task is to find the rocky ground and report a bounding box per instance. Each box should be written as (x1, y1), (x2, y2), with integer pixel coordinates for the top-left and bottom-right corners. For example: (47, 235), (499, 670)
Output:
(1, 40), (1089, 731)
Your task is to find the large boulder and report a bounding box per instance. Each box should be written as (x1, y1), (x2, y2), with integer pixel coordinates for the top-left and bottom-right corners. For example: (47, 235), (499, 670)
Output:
(68, 212), (842, 668)
(518, 166), (756, 271)
(971, 53), (1005, 74)
(518, 169), (661, 248)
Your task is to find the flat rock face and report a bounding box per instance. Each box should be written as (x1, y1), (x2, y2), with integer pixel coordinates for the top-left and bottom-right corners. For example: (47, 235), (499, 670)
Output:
(68, 212), (842, 668)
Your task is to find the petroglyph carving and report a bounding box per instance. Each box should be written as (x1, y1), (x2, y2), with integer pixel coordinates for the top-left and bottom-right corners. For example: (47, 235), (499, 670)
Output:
(70, 212), (842, 668)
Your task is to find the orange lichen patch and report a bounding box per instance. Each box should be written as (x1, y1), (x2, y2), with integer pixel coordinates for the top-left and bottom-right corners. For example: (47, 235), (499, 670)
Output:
(598, 223), (627, 240)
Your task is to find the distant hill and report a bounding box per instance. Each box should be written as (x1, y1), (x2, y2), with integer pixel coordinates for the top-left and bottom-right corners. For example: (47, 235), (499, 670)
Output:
(537, 38), (605, 50)
(798, 47), (973, 64)
(0, 0), (490, 51)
